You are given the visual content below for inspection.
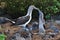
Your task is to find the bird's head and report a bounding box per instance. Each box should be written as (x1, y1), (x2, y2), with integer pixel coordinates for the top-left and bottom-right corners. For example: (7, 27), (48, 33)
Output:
(29, 5), (38, 10)
(26, 5), (39, 16)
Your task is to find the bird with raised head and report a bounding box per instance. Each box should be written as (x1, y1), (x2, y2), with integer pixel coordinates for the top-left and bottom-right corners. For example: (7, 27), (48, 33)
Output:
(11, 5), (38, 29)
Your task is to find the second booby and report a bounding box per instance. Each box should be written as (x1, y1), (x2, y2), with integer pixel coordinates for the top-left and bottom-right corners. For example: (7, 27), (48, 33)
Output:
(12, 5), (38, 28)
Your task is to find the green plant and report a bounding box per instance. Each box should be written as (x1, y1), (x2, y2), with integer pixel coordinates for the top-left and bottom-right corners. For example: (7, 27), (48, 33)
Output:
(0, 34), (7, 40)
(0, 0), (60, 19)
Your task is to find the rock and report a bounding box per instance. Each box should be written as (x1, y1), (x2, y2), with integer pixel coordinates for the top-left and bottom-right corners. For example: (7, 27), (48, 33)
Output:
(55, 20), (60, 24)
(11, 32), (25, 40)
(32, 34), (43, 40)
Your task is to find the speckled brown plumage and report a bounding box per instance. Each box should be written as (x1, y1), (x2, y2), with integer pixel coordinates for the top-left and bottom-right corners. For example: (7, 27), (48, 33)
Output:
(14, 16), (30, 25)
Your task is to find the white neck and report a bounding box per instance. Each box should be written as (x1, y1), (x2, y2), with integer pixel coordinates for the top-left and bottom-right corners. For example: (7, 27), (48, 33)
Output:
(26, 7), (34, 16)
(35, 8), (45, 33)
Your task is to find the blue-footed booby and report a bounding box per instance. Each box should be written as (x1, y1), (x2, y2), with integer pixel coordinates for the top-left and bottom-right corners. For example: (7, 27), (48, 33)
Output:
(12, 5), (38, 28)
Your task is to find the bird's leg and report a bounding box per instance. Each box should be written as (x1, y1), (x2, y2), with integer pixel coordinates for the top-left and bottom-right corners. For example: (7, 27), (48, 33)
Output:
(25, 29), (32, 40)
(23, 27), (32, 40)
(28, 28), (32, 40)
(22, 25), (29, 31)
(28, 32), (32, 40)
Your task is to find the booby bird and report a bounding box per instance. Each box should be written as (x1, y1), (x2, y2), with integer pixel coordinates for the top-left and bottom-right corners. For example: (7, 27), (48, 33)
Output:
(12, 5), (38, 28)
(10, 5), (39, 40)
(0, 17), (15, 24)
(35, 8), (45, 34)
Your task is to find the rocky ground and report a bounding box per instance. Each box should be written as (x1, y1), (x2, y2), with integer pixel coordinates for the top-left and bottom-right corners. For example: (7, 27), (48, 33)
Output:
(0, 20), (60, 40)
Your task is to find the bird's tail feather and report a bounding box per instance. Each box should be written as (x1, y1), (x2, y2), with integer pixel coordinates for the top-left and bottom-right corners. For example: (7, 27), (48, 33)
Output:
(5, 18), (15, 23)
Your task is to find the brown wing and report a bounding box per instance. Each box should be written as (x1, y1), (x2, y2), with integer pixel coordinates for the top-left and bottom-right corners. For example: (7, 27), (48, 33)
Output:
(15, 16), (30, 25)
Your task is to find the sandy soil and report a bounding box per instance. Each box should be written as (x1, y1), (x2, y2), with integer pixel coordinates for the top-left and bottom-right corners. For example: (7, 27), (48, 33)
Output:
(0, 21), (60, 40)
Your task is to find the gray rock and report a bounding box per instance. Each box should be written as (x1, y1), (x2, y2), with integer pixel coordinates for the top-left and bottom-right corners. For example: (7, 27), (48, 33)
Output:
(11, 32), (25, 40)
(55, 20), (60, 24)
